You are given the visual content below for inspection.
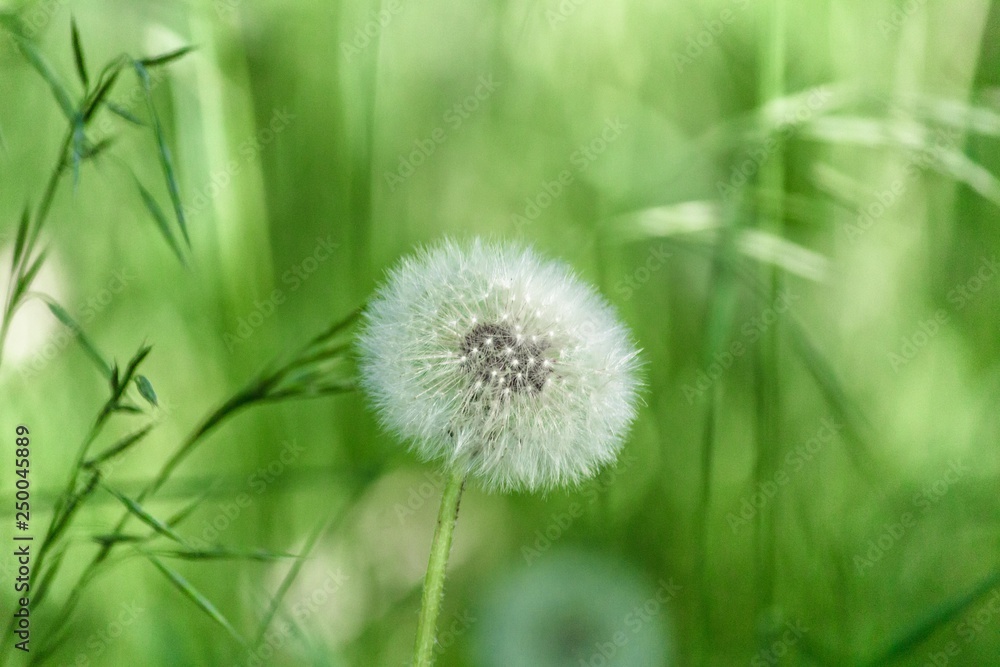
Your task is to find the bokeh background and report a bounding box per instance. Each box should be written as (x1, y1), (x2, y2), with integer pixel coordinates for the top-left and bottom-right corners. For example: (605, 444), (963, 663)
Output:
(2, 0), (1000, 665)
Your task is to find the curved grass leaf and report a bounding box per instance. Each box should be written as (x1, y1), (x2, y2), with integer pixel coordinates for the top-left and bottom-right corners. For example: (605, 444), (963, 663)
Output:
(85, 423), (155, 468)
(135, 177), (186, 264)
(147, 555), (247, 647)
(41, 296), (113, 379)
(103, 484), (186, 545)
(11, 205), (30, 271)
(134, 60), (189, 247)
(139, 45), (195, 69)
(12, 33), (76, 121)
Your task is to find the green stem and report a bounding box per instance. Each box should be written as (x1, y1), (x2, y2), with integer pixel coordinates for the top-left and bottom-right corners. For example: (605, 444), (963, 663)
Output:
(413, 468), (466, 667)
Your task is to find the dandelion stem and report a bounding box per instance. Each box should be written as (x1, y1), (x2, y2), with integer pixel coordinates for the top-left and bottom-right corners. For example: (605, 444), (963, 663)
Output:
(413, 468), (466, 667)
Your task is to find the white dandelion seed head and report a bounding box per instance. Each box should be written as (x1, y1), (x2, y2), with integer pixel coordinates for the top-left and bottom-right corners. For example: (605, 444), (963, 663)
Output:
(357, 238), (642, 493)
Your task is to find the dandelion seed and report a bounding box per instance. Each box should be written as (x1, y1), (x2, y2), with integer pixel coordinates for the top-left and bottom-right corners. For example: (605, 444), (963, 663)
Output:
(357, 238), (642, 492)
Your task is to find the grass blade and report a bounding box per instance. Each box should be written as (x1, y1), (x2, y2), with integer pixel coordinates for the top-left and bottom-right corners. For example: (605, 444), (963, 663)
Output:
(146, 555), (247, 647)
(70, 17), (89, 90)
(85, 423), (155, 468)
(103, 484), (186, 545)
(41, 296), (113, 379)
(862, 571), (1000, 665)
(82, 62), (123, 122)
(106, 102), (143, 125)
(153, 547), (298, 562)
(135, 177), (186, 264)
(13, 34), (76, 121)
(139, 45), (195, 68)
(134, 60), (189, 247)
(11, 206), (30, 271)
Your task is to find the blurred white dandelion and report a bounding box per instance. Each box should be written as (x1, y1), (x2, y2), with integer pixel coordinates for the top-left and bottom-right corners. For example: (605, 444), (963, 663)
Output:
(357, 238), (642, 492)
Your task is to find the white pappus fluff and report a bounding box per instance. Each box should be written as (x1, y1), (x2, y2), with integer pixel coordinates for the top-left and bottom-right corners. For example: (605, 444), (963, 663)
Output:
(357, 238), (642, 492)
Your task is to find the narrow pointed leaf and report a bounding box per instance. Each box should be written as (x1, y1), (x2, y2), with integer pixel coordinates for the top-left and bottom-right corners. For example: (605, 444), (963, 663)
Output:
(13, 35), (75, 121)
(42, 297), (113, 379)
(70, 18), (89, 89)
(122, 344), (152, 386)
(134, 61), (189, 247)
(12, 206), (30, 270)
(147, 555), (247, 646)
(82, 64), (123, 122)
(106, 102), (143, 125)
(103, 484), (186, 544)
(85, 423), (154, 468)
(139, 45), (195, 68)
(154, 547), (298, 562)
(10, 250), (47, 312)
(135, 178), (186, 264)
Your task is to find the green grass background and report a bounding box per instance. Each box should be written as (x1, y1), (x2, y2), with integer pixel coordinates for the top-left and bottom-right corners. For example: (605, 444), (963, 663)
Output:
(2, 0), (1000, 665)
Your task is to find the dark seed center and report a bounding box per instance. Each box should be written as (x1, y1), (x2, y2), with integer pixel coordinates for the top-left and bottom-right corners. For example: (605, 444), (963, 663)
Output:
(460, 322), (551, 393)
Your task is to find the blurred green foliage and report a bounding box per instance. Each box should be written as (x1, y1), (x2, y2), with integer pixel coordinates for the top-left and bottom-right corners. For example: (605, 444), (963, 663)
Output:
(2, 0), (1000, 665)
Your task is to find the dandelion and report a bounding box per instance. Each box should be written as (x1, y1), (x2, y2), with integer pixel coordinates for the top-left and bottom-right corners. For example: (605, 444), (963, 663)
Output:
(357, 238), (642, 666)
(358, 237), (642, 493)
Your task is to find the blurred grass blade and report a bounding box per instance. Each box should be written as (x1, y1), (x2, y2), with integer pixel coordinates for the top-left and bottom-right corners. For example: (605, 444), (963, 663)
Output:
(103, 484), (186, 544)
(135, 177), (186, 264)
(147, 555), (247, 647)
(134, 60), (189, 247)
(166, 485), (220, 528)
(82, 63), (123, 122)
(254, 505), (344, 644)
(862, 571), (1000, 665)
(139, 45), (195, 68)
(122, 344), (153, 387)
(10, 249), (46, 314)
(41, 296), (113, 379)
(153, 547), (298, 562)
(85, 423), (155, 468)
(70, 17), (89, 90)
(12, 34), (76, 121)
(11, 206), (30, 271)
(106, 102), (143, 125)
